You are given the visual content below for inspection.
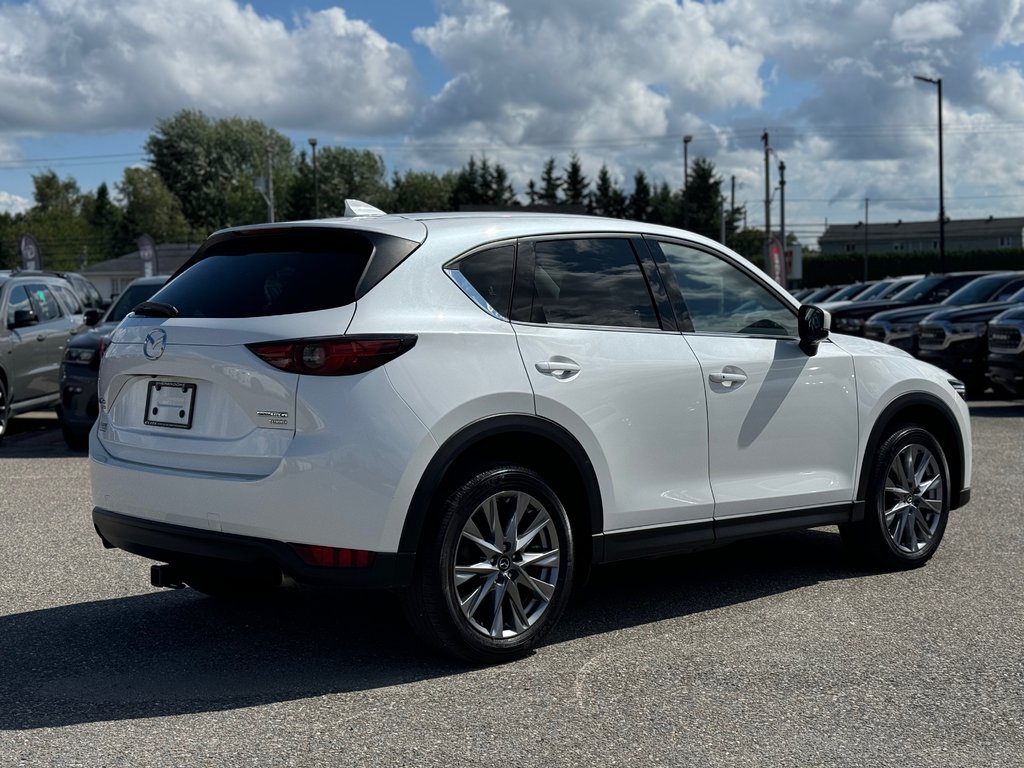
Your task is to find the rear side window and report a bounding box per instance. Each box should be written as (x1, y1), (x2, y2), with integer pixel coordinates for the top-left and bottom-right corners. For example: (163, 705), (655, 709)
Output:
(517, 238), (659, 329)
(148, 231), (374, 318)
(449, 245), (515, 318)
(54, 283), (83, 315)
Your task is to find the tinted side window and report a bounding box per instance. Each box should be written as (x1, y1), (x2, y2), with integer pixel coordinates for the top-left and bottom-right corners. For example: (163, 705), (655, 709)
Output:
(27, 284), (64, 322)
(451, 245), (514, 318)
(6, 285), (32, 326)
(657, 242), (797, 336)
(525, 239), (659, 329)
(54, 283), (83, 315)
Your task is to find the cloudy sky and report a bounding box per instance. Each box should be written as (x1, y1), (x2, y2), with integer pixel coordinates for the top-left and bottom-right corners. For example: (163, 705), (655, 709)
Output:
(1, 0), (1023, 246)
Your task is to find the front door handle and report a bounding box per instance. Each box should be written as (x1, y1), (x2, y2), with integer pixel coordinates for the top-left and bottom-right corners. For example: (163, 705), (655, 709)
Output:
(535, 359), (581, 378)
(709, 371), (747, 387)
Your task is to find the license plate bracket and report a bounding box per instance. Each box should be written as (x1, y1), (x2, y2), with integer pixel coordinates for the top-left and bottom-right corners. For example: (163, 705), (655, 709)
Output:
(144, 381), (196, 429)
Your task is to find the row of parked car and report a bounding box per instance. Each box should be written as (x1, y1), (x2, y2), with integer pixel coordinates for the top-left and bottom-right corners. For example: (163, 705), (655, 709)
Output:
(793, 271), (1024, 398)
(0, 269), (164, 447)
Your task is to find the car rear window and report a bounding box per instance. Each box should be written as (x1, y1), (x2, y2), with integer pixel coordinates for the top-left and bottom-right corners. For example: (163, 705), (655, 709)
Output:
(147, 230), (374, 318)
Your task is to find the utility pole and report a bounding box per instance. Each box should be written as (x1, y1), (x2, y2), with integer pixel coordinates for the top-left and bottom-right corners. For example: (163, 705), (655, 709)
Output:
(683, 134), (693, 230)
(308, 137), (320, 218)
(778, 159), (787, 287)
(914, 75), (945, 271)
(265, 145), (276, 223)
(762, 130), (771, 268)
(864, 198), (870, 281)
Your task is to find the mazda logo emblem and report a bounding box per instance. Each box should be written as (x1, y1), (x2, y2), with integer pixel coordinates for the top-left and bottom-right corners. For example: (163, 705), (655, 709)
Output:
(143, 329), (167, 360)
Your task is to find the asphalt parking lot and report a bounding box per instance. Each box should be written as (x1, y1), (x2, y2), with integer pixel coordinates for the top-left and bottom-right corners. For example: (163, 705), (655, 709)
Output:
(1, 405), (1022, 767)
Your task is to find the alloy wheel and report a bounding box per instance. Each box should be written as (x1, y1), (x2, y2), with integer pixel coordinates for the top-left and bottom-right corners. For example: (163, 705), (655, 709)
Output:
(881, 442), (945, 555)
(452, 489), (561, 639)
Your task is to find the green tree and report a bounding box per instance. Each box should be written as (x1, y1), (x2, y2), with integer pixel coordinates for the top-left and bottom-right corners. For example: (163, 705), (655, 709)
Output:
(314, 147), (390, 216)
(539, 157), (562, 205)
(628, 170), (652, 222)
(146, 109), (294, 232)
(390, 169), (457, 212)
(685, 156), (729, 241)
(562, 154), (588, 206)
(649, 181), (680, 226)
(116, 167), (192, 246)
(590, 165), (626, 218)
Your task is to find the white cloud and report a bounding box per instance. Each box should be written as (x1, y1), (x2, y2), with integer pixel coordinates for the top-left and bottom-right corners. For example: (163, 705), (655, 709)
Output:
(0, 191), (31, 214)
(891, 2), (963, 44)
(0, 0), (418, 134)
(412, 0), (763, 145)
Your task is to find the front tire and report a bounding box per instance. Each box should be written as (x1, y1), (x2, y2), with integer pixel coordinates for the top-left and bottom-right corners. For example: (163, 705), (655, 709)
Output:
(842, 426), (950, 569)
(404, 465), (575, 663)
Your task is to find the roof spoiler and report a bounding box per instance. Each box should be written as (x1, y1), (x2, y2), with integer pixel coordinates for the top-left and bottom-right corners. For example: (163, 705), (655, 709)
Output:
(344, 200), (387, 217)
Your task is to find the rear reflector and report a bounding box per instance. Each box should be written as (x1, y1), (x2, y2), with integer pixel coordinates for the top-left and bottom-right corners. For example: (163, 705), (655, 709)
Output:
(247, 335), (416, 376)
(290, 544), (376, 568)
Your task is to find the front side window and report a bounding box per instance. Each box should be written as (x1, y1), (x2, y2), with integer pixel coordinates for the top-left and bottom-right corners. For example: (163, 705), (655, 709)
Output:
(655, 241), (798, 336)
(518, 238), (659, 329)
(54, 283), (83, 315)
(27, 284), (63, 322)
(6, 285), (32, 327)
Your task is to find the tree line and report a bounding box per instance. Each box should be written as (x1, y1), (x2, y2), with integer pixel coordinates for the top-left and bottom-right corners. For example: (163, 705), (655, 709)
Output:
(0, 109), (767, 271)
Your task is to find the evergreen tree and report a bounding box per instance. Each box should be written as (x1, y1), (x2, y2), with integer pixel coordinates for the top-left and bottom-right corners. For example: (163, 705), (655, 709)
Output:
(628, 170), (652, 222)
(562, 153), (588, 206)
(539, 157), (562, 205)
(591, 165), (626, 218)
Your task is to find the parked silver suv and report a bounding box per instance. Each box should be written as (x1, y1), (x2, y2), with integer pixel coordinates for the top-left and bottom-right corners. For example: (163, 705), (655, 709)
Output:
(0, 271), (84, 441)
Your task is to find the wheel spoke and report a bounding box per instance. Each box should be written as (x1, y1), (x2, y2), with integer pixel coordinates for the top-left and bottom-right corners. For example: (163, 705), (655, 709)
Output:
(489, 578), (509, 637)
(506, 579), (531, 633)
(503, 493), (530, 550)
(462, 517), (501, 556)
(913, 508), (933, 543)
(894, 452), (914, 491)
(483, 496), (505, 555)
(455, 560), (498, 586)
(461, 573), (499, 619)
(918, 473), (942, 495)
(516, 510), (552, 554)
(920, 497), (943, 514)
(884, 499), (912, 523)
(520, 547), (560, 569)
(518, 570), (556, 603)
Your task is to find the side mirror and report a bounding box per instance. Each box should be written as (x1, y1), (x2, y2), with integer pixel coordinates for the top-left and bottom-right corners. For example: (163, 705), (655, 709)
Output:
(10, 308), (38, 329)
(84, 308), (103, 327)
(798, 304), (830, 356)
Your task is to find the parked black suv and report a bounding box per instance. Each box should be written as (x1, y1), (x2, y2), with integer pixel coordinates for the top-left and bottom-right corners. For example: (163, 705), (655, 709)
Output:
(986, 306), (1024, 397)
(918, 283), (1024, 396)
(829, 272), (992, 337)
(0, 271), (83, 441)
(863, 272), (1024, 355)
(59, 275), (166, 448)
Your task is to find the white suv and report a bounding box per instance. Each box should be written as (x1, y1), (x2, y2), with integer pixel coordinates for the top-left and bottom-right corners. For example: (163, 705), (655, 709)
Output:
(90, 207), (972, 662)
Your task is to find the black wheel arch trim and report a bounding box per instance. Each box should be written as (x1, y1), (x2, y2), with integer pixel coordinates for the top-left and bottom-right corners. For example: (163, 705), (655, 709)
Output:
(399, 414), (604, 556)
(856, 392), (968, 512)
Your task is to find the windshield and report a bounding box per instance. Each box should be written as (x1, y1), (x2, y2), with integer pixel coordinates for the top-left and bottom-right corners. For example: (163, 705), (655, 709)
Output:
(891, 276), (943, 302)
(827, 283), (868, 301)
(106, 282), (165, 323)
(944, 274), (1020, 306)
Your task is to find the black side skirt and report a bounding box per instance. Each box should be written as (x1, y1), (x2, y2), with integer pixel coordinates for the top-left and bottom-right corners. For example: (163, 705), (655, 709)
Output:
(596, 502), (862, 564)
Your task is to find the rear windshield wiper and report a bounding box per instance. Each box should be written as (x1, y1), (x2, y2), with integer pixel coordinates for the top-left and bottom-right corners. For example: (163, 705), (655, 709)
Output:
(132, 301), (179, 318)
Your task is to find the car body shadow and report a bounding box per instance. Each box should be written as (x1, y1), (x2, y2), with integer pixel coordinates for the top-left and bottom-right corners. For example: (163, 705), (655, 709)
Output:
(0, 527), (862, 730)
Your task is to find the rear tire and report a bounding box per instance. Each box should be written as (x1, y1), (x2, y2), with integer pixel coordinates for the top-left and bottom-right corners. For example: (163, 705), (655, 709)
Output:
(403, 465), (575, 664)
(0, 378), (9, 445)
(841, 426), (950, 569)
(61, 420), (89, 451)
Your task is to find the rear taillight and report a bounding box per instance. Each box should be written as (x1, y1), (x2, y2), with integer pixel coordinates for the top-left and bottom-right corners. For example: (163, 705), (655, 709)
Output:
(246, 335), (416, 376)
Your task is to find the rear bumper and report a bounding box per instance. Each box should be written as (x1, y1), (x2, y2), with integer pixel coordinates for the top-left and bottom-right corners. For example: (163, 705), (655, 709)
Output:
(93, 507), (415, 589)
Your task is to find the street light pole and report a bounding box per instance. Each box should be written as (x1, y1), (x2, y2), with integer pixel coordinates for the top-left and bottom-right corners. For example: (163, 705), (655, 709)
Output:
(914, 75), (945, 272)
(308, 137), (319, 219)
(682, 134), (693, 229)
(778, 159), (786, 287)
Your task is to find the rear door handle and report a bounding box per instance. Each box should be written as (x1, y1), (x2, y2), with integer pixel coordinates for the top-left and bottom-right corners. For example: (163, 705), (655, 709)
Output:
(535, 359), (581, 378)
